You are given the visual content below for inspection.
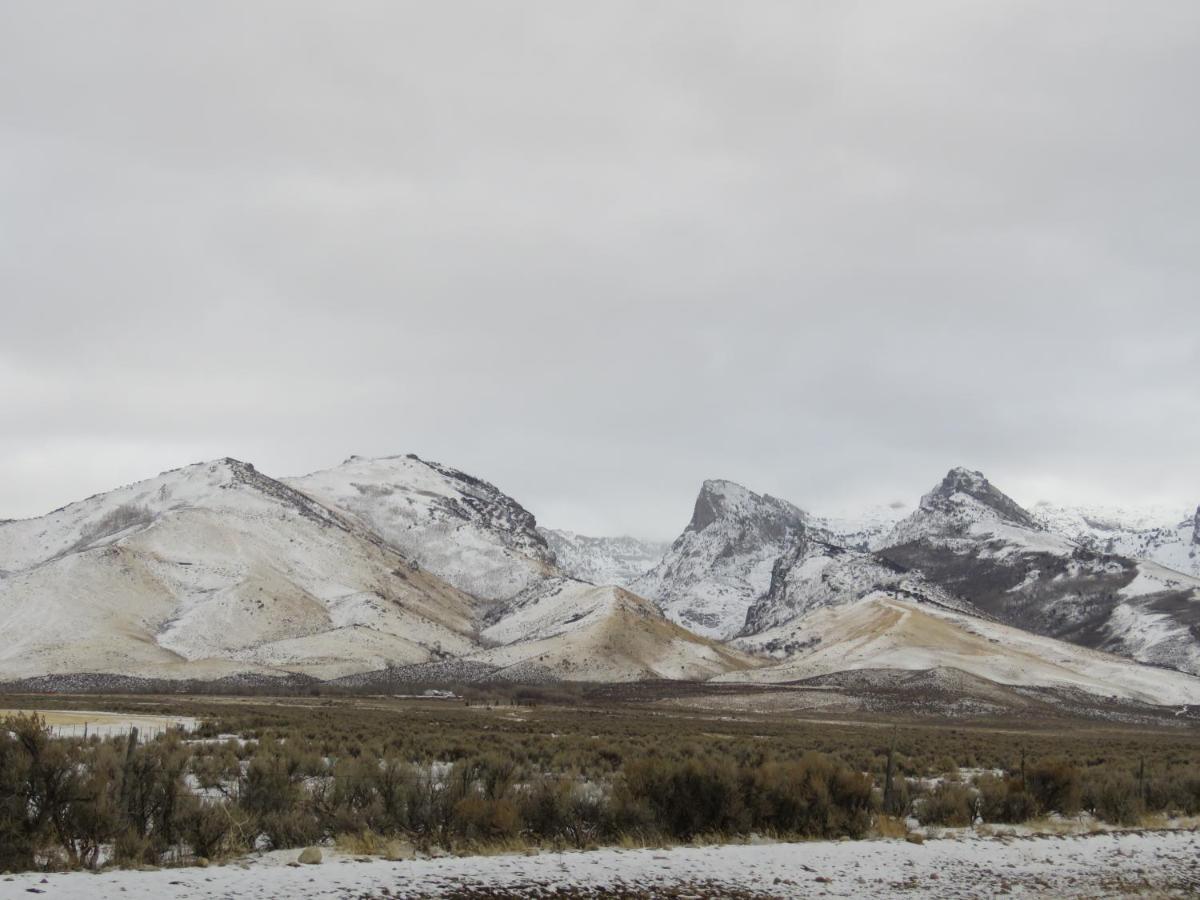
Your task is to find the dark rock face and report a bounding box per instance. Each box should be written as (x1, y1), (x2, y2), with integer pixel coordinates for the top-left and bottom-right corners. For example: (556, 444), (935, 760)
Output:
(877, 540), (1140, 649)
(228, 458), (353, 532)
(875, 470), (1200, 675)
(1194, 506), (1200, 545)
(420, 457), (554, 564)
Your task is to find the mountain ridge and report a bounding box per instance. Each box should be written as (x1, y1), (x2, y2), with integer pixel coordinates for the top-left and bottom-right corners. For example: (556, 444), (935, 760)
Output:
(4, 454), (1200, 708)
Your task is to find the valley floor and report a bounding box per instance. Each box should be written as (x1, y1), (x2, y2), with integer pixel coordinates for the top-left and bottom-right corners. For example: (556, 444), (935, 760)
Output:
(3, 830), (1199, 898)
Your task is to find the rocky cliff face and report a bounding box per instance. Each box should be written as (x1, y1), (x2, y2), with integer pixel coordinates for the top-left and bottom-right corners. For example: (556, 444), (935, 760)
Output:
(629, 480), (807, 639)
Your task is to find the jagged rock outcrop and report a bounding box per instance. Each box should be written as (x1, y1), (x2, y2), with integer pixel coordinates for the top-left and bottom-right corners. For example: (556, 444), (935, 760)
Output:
(630, 480), (807, 639)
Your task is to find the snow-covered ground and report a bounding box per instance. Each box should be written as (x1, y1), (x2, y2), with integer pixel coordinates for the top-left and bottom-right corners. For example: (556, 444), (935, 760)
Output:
(3, 831), (1198, 898)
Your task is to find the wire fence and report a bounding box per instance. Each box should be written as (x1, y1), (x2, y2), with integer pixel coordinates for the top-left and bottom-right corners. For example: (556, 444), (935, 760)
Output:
(45, 721), (195, 743)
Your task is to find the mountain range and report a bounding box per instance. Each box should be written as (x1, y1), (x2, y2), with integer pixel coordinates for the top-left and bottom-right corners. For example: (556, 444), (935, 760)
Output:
(2, 453), (1198, 712)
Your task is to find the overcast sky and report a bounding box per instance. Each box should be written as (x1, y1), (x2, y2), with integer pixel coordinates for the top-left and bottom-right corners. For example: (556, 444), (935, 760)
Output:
(2, 1), (1198, 539)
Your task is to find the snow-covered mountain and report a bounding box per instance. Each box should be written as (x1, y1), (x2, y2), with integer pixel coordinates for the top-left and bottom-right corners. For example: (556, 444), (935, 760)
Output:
(3, 453), (1198, 705)
(1032, 501), (1199, 578)
(0, 459), (484, 681)
(876, 468), (1200, 676)
(629, 480), (807, 640)
(0, 455), (752, 685)
(287, 454), (556, 603)
(538, 529), (668, 587)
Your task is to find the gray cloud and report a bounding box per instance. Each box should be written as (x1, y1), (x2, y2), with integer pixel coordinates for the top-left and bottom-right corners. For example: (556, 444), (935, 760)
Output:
(2, 1), (1198, 537)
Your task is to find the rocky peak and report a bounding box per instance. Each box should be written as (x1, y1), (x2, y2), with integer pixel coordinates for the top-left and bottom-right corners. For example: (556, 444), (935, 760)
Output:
(922, 467), (1039, 530)
(686, 479), (806, 542)
(630, 480), (808, 640)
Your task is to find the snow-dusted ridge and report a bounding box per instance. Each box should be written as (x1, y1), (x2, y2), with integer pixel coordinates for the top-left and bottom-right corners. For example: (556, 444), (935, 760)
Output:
(286, 454), (556, 604)
(1033, 499), (1199, 578)
(472, 577), (756, 682)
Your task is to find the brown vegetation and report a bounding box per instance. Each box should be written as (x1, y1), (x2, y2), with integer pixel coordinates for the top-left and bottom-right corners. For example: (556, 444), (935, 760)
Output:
(2, 690), (1199, 874)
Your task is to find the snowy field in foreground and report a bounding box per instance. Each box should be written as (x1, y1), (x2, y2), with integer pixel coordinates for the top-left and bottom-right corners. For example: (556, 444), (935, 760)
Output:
(3, 830), (1199, 899)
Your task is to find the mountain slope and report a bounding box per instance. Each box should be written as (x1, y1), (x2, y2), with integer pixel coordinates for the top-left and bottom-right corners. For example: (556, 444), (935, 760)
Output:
(723, 593), (1200, 707)
(810, 504), (913, 552)
(740, 537), (982, 640)
(538, 529), (668, 587)
(876, 468), (1200, 675)
(1033, 501), (1199, 578)
(0, 459), (484, 681)
(287, 454), (556, 603)
(473, 579), (755, 682)
(630, 480), (807, 639)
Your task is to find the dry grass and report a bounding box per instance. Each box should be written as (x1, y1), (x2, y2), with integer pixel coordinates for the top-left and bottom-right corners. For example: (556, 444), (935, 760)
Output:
(333, 830), (390, 855)
(871, 815), (910, 839)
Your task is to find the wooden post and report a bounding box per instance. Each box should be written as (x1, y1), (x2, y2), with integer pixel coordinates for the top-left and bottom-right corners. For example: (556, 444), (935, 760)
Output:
(883, 727), (897, 815)
(120, 727), (139, 823)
